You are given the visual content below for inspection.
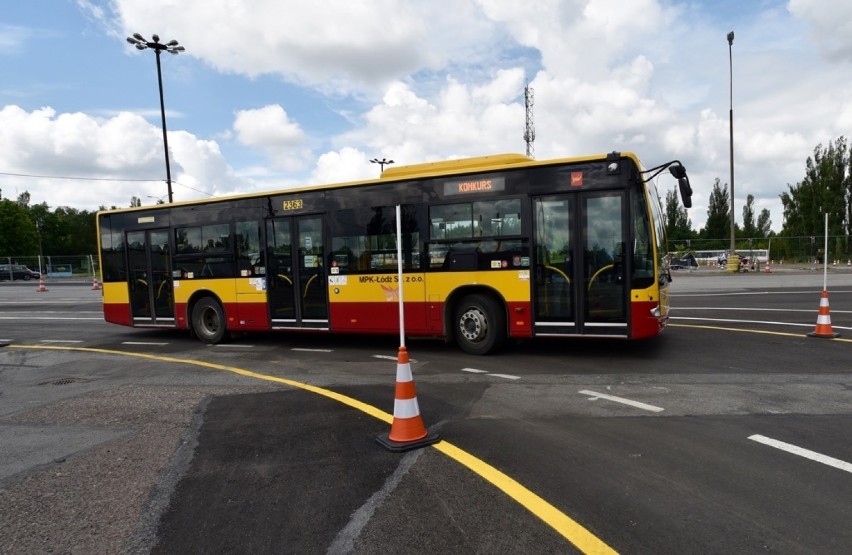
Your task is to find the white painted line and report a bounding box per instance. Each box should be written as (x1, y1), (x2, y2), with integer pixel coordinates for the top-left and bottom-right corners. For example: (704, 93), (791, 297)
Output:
(0, 316), (104, 320)
(490, 373), (521, 380)
(748, 434), (852, 474)
(579, 389), (665, 412)
(372, 354), (418, 363)
(291, 347), (333, 353)
(39, 339), (83, 343)
(461, 368), (489, 374)
(122, 341), (170, 346)
(214, 344), (254, 348)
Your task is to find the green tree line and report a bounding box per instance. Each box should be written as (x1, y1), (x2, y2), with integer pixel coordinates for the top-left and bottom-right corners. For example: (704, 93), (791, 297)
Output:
(665, 136), (851, 254)
(0, 190), (99, 256)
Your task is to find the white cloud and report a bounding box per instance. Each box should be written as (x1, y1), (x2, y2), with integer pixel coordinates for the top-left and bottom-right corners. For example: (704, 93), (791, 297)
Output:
(233, 104), (311, 172)
(4, 0), (851, 237)
(110, 0), (506, 93)
(0, 104), (245, 208)
(788, 0), (852, 63)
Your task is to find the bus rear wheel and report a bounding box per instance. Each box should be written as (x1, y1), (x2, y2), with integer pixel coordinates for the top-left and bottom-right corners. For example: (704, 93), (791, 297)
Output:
(191, 297), (227, 344)
(453, 294), (506, 355)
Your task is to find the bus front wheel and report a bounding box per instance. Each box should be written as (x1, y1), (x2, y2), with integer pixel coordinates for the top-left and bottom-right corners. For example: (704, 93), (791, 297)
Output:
(453, 295), (506, 355)
(191, 297), (227, 344)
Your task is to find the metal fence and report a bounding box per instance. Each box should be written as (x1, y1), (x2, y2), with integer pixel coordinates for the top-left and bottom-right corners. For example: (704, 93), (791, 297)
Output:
(1, 255), (99, 279)
(667, 236), (852, 265)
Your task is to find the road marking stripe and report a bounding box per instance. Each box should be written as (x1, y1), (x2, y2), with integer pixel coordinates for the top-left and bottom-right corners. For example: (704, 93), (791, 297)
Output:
(39, 339), (83, 343)
(748, 434), (852, 474)
(0, 316), (104, 320)
(461, 368), (488, 374)
(490, 373), (521, 380)
(7, 343), (615, 555)
(671, 316), (852, 329)
(122, 341), (170, 346)
(675, 306), (852, 314)
(670, 323), (852, 342)
(213, 344), (254, 348)
(291, 347), (333, 352)
(579, 390), (664, 412)
(372, 354), (418, 363)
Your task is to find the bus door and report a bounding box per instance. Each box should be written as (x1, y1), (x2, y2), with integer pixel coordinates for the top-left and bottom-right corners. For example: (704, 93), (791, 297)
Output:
(533, 192), (627, 337)
(265, 216), (329, 329)
(126, 229), (175, 325)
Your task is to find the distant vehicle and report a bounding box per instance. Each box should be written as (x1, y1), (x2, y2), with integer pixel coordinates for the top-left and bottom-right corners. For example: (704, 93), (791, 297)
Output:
(717, 253), (751, 268)
(669, 253), (698, 270)
(0, 264), (41, 281)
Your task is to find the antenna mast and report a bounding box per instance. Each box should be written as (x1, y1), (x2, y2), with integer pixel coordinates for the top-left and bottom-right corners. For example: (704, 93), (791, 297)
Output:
(523, 83), (535, 158)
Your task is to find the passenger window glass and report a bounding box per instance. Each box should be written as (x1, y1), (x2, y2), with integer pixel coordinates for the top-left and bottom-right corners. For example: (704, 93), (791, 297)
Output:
(330, 205), (419, 273)
(236, 221), (263, 276)
(430, 199), (521, 240)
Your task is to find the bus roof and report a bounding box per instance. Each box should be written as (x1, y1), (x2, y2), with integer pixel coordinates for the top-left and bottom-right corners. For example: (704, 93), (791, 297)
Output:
(380, 153), (532, 179)
(97, 151), (641, 216)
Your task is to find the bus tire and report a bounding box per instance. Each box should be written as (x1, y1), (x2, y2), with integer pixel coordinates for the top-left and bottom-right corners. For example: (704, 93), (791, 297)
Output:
(191, 296), (227, 344)
(453, 294), (506, 355)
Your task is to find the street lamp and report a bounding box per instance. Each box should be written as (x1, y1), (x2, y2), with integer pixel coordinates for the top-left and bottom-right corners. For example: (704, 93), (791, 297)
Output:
(726, 30), (739, 272)
(126, 33), (185, 203)
(370, 158), (394, 174)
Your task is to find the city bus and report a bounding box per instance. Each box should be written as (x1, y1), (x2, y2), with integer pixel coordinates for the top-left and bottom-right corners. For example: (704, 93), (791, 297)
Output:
(97, 151), (691, 354)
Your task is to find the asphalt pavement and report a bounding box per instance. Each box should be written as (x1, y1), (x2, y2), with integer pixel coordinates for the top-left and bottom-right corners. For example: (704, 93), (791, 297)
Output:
(2, 267), (852, 553)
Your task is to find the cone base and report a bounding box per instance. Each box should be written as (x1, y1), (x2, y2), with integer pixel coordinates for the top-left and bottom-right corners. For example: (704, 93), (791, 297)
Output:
(808, 331), (840, 338)
(376, 431), (441, 453)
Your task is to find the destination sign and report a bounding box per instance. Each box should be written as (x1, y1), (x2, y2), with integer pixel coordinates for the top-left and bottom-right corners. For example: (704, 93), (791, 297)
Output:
(444, 176), (506, 196)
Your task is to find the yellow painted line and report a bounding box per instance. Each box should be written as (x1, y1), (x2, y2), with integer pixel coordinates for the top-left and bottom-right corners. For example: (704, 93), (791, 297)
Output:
(7, 343), (616, 554)
(670, 323), (852, 342)
(433, 440), (616, 554)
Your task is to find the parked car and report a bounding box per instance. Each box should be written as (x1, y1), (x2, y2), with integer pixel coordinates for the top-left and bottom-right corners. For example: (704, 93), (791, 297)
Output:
(0, 264), (41, 281)
(669, 253), (698, 270)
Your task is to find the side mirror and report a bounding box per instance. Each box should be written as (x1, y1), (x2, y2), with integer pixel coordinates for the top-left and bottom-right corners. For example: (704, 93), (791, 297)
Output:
(678, 177), (693, 208)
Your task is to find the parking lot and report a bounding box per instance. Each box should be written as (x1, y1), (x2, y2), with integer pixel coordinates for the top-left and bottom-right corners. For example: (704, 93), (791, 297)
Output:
(1, 270), (851, 553)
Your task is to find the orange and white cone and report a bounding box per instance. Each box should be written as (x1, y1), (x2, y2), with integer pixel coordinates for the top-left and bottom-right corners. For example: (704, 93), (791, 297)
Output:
(36, 277), (48, 292)
(91, 277), (101, 290)
(376, 346), (440, 452)
(808, 290), (839, 338)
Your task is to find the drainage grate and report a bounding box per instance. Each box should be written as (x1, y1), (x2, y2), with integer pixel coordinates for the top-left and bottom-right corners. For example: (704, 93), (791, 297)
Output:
(39, 378), (78, 386)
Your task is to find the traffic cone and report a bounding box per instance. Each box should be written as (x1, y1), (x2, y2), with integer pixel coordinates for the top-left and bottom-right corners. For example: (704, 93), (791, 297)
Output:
(91, 277), (101, 290)
(764, 260), (771, 273)
(36, 277), (48, 292)
(808, 290), (839, 338)
(376, 346), (441, 452)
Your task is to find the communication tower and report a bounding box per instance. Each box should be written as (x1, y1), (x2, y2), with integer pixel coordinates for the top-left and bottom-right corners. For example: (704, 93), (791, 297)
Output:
(524, 84), (535, 158)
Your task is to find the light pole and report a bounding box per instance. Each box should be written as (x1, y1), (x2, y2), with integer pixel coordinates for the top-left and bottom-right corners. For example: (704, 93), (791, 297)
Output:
(370, 158), (394, 174)
(126, 33), (185, 203)
(726, 30), (739, 272)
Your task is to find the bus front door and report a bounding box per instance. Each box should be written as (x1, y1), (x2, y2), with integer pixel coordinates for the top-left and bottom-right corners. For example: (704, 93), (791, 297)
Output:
(533, 192), (627, 337)
(265, 216), (329, 329)
(127, 229), (175, 326)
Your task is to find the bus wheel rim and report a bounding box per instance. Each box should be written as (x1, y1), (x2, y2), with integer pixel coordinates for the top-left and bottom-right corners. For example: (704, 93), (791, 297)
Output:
(459, 308), (486, 342)
(201, 307), (219, 334)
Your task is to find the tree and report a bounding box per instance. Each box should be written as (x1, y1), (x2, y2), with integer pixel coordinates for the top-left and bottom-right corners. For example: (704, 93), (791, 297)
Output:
(780, 136), (849, 237)
(702, 178), (731, 244)
(757, 208), (772, 238)
(741, 194), (757, 238)
(0, 199), (38, 255)
(664, 187), (694, 243)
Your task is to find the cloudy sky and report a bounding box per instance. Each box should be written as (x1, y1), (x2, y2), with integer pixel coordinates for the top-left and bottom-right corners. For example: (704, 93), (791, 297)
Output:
(1, 0), (851, 232)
